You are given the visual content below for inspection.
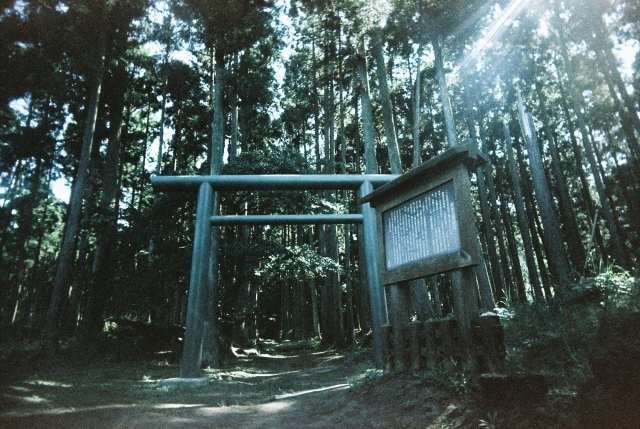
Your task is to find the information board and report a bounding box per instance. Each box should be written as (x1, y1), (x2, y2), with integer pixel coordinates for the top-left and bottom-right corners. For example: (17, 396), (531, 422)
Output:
(382, 180), (460, 270)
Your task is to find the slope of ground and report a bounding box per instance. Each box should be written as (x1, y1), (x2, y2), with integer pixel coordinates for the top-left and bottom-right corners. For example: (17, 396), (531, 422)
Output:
(0, 345), (461, 429)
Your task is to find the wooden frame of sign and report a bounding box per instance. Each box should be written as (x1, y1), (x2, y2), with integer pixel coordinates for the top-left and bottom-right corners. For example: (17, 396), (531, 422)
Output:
(361, 144), (495, 372)
(361, 144), (487, 286)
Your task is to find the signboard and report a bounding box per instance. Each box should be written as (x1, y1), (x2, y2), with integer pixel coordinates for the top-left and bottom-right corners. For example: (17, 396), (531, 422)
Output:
(382, 181), (460, 270)
(360, 145), (485, 285)
(360, 145), (500, 369)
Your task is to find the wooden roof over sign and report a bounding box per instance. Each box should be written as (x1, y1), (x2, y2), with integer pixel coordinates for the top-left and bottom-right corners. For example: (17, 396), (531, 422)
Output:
(360, 144), (487, 207)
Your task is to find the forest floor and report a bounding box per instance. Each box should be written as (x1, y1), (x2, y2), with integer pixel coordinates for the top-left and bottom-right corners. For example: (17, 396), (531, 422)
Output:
(2, 300), (639, 429)
(0, 342), (466, 429)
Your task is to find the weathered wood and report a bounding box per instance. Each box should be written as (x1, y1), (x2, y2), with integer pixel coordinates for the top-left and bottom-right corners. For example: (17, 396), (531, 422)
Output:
(209, 214), (363, 225)
(364, 146), (489, 360)
(371, 159), (482, 290)
(360, 144), (486, 205)
(451, 165), (485, 338)
(381, 323), (393, 373)
(153, 174), (397, 191)
(472, 313), (505, 372)
(431, 318), (455, 361)
(409, 321), (424, 370)
(387, 283), (411, 371)
(181, 182), (214, 378)
(453, 164), (493, 310)
(380, 251), (474, 285)
(359, 181), (386, 368)
(423, 319), (437, 366)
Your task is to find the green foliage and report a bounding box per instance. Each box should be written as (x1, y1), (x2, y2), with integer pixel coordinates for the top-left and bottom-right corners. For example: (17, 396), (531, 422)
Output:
(590, 267), (638, 310)
(420, 358), (475, 395)
(255, 244), (342, 283)
(502, 269), (639, 390)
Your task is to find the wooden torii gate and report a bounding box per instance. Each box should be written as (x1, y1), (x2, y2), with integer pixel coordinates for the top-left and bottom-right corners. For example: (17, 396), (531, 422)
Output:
(151, 174), (397, 377)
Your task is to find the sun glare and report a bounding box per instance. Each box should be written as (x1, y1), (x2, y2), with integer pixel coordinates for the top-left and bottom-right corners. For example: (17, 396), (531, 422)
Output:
(458, 0), (531, 71)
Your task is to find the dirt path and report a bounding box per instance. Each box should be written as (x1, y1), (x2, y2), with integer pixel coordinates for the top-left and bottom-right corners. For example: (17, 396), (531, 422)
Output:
(2, 348), (444, 428)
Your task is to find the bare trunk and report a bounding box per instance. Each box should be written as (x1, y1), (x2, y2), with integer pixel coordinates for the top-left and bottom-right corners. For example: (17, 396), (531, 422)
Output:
(202, 51), (226, 368)
(533, 82), (586, 271)
(555, 73), (608, 263)
(517, 93), (572, 291)
(44, 33), (106, 347)
(594, 46), (640, 160)
(372, 31), (402, 174)
(84, 63), (127, 339)
(356, 36), (378, 174)
(433, 36), (456, 147)
(485, 154), (514, 302)
(592, 22), (640, 133)
(496, 172), (527, 302)
(557, 35), (629, 268)
(470, 122), (505, 302)
(504, 122), (541, 302)
(412, 46), (423, 168)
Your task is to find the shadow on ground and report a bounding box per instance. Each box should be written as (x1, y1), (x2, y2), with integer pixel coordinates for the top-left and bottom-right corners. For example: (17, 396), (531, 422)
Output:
(0, 347), (452, 429)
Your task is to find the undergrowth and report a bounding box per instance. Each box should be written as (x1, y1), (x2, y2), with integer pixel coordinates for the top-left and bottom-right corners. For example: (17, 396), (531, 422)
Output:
(368, 267), (640, 428)
(501, 266), (639, 393)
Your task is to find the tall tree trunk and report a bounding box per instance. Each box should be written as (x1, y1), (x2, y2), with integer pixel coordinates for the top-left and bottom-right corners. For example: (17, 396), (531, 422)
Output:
(321, 29), (342, 346)
(155, 21), (171, 175)
(130, 95), (151, 215)
(517, 141), (554, 299)
(469, 122), (505, 302)
(412, 46), (423, 168)
(517, 93), (572, 291)
(593, 48), (640, 160)
(549, 132), (586, 269)
(65, 221), (91, 333)
(591, 22), (640, 133)
(229, 94), (239, 163)
(337, 47), (355, 343)
(312, 38), (322, 172)
(29, 157), (55, 330)
(372, 31), (402, 174)
(475, 151), (505, 300)
(43, 33), (106, 348)
(8, 157), (43, 326)
(434, 36), (493, 309)
(503, 122), (541, 302)
(84, 63), (128, 339)
(202, 50), (225, 368)
(432, 36), (456, 147)
(356, 37), (378, 174)
(534, 82), (586, 270)
(228, 53), (240, 163)
(484, 151), (514, 302)
(555, 73), (608, 263)
(556, 37), (629, 268)
(496, 167), (527, 301)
